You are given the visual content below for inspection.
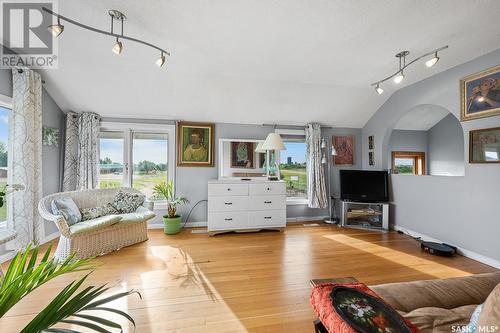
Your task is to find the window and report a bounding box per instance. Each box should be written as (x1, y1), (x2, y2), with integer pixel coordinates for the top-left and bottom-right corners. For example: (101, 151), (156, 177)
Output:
(277, 130), (308, 203)
(391, 151), (426, 175)
(0, 101), (12, 226)
(99, 123), (175, 204)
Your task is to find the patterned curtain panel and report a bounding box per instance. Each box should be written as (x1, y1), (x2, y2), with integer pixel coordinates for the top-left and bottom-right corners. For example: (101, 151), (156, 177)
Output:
(62, 112), (79, 191)
(77, 112), (100, 189)
(305, 123), (328, 209)
(7, 68), (44, 248)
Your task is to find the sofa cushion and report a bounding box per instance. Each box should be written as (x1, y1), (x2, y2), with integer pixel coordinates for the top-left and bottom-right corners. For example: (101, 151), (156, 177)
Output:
(477, 283), (500, 329)
(111, 190), (145, 214)
(69, 215), (122, 235)
(401, 304), (476, 333)
(80, 203), (118, 221)
(118, 206), (156, 224)
(51, 197), (82, 225)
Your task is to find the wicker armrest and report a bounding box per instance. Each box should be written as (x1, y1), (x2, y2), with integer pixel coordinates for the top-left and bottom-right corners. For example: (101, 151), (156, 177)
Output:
(38, 201), (71, 238)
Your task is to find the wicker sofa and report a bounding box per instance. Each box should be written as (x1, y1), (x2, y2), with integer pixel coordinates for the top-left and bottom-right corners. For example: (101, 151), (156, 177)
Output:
(38, 187), (156, 260)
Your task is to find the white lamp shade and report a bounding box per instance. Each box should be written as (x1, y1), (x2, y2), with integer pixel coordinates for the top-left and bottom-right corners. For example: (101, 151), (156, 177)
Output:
(331, 145), (337, 156)
(261, 133), (286, 150)
(255, 141), (265, 152)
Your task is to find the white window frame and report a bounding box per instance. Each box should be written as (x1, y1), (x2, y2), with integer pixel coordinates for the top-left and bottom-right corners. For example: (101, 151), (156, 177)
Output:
(0, 94), (13, 228)
(275, 129), (309, 205)
(99, 121), (176, 210)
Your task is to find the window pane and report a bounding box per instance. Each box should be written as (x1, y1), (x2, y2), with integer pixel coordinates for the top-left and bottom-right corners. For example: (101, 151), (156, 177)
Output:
(0, 106), (10, 222)
(132, 132), (168, 198)
(394, 157), (415, 174)
(280, 140), (307, 198)
(99, 132), (124, 188)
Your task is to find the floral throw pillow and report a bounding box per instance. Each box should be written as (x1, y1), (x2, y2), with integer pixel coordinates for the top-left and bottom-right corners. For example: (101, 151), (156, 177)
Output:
(111, 190), (145, 214)
(80, 203), (118, 221)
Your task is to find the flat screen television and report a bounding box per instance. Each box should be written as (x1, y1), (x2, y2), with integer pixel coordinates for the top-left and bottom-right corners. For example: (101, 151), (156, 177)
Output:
(340, 170), (389, 203)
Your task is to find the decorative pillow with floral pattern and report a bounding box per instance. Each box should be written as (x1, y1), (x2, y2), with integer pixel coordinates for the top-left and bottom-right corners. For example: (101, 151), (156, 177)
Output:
(111, 190), (146, 214)
(80, 203), (118, 221)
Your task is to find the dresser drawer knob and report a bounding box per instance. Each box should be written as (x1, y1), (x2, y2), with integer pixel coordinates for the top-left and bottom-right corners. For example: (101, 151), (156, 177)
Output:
(267, 187), (270, 191)
(264, 216), (272, 219)
(224, 202), (233, 205)
(224, 218), (233, 221)
(227, 188), (231, 191)
(264, 201), (272, 204)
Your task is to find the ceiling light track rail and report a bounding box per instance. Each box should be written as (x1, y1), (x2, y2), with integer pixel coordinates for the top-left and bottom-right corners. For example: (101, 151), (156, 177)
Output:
(371, 45), (448, 92)
(42, 7), (170, 58)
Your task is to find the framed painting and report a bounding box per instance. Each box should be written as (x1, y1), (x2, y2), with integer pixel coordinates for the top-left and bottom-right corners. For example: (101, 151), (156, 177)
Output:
(333, 135), (355, 165)
(460, 65), (500, 121)
(368, 151), (374, 166)
(368, 135), (374, 150)
(231, 141), (255, 168)
(177, 121), (215, 167)
(469, 127), (500, 163)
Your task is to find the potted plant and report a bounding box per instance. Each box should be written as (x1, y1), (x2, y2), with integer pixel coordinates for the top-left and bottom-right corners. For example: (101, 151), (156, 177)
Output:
(153, 180), (189, 235)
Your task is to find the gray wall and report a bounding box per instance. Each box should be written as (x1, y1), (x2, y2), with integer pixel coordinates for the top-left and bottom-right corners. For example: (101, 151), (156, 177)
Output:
(0, 68), (64, 237)
(428, 114), (465, 176)
(388, 130), (428, 172)
(362, 48), (500, 261)
(150, 124), (362, 225)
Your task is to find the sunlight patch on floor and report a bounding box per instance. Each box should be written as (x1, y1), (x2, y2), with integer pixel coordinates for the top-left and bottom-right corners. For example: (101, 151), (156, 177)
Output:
(323, 234), (470, 278)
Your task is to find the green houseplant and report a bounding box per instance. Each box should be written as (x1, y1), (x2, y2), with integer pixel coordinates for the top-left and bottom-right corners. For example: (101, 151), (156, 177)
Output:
(0, 244), (139, 332)
(153, 181), (189, 234)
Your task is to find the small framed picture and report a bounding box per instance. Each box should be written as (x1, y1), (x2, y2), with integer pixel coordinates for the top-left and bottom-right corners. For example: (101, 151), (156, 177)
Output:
(469, 127), (500, 163)
(177, 122), (215, 167)
(230, 141), (255, 168)
(368, 151), (374, 166)
(460, 65), (500, 121)
(368, 135), (374, 150)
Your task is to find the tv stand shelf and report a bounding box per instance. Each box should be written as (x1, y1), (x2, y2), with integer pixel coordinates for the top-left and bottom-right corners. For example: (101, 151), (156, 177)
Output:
(341, 201), (389, 231)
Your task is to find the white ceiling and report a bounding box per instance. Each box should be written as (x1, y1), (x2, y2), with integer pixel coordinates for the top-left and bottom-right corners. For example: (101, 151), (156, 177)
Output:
(394, 105), (450, 131)
(40, 0), (500, 127)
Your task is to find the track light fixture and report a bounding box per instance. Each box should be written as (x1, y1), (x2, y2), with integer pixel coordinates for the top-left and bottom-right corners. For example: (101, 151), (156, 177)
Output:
(425, 52), (439, 67)
(48, 17), (64, 37)
(42, 7), (170, 68)
(371, 46), (448, 94)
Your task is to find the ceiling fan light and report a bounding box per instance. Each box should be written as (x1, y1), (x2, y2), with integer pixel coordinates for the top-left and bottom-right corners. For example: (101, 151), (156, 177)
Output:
(156, 53), (166, 67)
(393, 72), (404, 84)
(112, 39), (123, 54)
(425, 56), (439, 67)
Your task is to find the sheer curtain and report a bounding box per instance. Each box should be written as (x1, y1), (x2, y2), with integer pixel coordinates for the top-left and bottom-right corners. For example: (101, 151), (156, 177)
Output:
(305, 123), (328, 209)
(7, 68), (44, 247)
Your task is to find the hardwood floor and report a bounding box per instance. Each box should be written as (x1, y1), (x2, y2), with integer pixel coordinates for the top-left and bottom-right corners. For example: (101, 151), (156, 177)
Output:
(1, 223), (495, 332)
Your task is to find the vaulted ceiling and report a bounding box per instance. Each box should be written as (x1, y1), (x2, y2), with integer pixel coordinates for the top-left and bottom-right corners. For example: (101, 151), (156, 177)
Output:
(40, 0), (500, 127)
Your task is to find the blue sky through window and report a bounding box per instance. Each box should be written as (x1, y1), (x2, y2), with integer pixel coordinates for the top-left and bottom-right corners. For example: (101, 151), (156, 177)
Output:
(280, 142), (306, 164)
(100, 137), (168, 165)
(0, 106), (9, 153)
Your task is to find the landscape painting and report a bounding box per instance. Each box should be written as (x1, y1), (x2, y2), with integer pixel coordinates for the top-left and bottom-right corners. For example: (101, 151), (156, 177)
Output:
(333, 135), (355, 165)
(461, 65), (500, 121)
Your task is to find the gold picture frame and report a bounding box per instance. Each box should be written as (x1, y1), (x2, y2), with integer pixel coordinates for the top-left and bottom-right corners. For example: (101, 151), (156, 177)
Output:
(177, 121), (215, 167)
(460, 65), (500, 121)
(469, 126), (500, 164)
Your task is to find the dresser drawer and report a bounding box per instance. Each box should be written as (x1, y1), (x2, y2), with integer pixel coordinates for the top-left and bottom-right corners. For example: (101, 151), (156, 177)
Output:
(208, 183), (248, 196)
(248, 195), (286, 211)
(208, 212), (248, 230)
(249, 182), (286, 196)
(208, 196), (248, 212)
(248, 210), (286, 227)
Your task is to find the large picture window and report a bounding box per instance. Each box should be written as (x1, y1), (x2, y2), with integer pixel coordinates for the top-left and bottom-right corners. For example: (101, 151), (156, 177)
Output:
(278, 130), (308, 203)
(0, 102), (11, 225)
(99, 123), (175, 203)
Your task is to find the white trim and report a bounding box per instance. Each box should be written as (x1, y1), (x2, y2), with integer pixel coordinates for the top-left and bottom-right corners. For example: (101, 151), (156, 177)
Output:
(148, 221), (208, 229)
(0, 94), (12, 108)
(286, 215), (329, 223)
(275, 128), (305, 136)
(393, 225), (500, 269)
(0, 250), (16, 264)
(286, 197), (309, 205)
(217, 138), (267, 180)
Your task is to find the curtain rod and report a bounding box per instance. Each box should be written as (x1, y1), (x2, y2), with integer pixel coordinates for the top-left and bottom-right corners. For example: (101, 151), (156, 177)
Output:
(262, 123), (333, 129)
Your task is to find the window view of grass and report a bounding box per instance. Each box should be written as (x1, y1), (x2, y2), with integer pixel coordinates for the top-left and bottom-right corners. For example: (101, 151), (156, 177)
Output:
(280, 141), (307, 198)
(394, 158), (415, 174)
(0, 106), (10, 222)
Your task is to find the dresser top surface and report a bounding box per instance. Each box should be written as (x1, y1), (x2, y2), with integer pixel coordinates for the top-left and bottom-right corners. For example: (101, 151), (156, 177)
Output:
(209, 178), (285, 184)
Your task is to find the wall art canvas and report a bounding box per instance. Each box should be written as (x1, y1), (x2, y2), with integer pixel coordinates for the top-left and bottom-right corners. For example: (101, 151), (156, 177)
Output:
(461, 65), (500, 121)
(368, 135), (374, 150)
(231, 141), (255, 168)
(177, 122), (215, 167)
(469, 127), (500, 163)
(368, 151), (374, 166)
(333, 135), (355, 165)
(42, 127), (59, 147)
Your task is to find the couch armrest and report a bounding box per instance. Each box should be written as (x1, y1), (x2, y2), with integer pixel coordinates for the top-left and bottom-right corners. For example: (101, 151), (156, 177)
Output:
(38, 201), (71, 238)
(369, 272), (500, 313)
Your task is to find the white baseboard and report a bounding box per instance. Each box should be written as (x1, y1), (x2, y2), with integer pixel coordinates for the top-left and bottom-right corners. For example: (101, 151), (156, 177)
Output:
(393, 225), (500, 269)
(0, 251), (16, 264)
(286, 215), (330, 223)
(148, 221), (207, 230)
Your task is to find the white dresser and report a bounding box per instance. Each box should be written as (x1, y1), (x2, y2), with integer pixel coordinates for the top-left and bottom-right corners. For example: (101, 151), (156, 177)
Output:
(207, 179), (287, 235)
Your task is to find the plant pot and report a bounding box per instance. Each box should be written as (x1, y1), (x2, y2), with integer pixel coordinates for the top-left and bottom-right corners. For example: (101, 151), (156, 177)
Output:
(163, 215), (182, 235)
